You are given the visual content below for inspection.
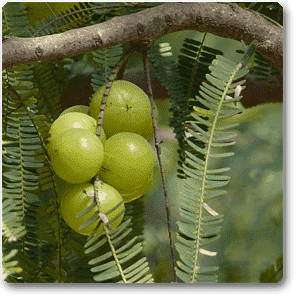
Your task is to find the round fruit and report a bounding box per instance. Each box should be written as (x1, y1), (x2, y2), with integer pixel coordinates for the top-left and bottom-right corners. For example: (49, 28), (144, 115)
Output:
(49, 112), (98, 144)
(89, 80), (156, 140)
(60, 182), (125, 236)
(51, 128), (104, 184)
(119, 171), (153, 203)
(98, 132), (155, 190)
(47, 112), (106, 159)
(59, 105), (89, 117)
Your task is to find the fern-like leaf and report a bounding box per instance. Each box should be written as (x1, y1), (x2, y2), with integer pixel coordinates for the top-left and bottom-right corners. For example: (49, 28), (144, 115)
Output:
(2, 2), (32, 37)
(85, 216), (153, 283)
(2, 45), (61, 281)
(175, 41), (258, 283)
(90, 46), (124, 92)
(149, 38), (224, 181)
(77, 180), (153, 283)
(31, 2), (92, 37)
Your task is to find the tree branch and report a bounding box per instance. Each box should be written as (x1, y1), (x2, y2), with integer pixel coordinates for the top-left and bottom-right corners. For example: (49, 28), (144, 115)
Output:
(2, 2), (283, 76)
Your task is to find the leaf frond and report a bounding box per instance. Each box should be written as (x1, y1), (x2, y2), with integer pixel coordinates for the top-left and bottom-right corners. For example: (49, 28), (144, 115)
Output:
(175, 40), (258, 283)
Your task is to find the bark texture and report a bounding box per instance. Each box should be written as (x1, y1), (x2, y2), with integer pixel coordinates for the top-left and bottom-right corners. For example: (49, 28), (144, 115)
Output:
(2, 2), (283, 75)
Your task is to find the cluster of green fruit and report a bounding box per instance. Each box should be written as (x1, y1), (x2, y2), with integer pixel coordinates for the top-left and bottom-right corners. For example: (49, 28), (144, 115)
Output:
(48, 80), (157, 236)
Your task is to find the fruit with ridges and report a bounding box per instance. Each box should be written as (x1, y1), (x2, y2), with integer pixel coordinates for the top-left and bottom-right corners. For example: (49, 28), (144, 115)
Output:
(60, 182), (125, 236)
(51, 128), (104, 184)
(89, 80), (157, 140)
(49, 112), (105, 146)
(59, 105), (89, 117)
(98, 132), (155, 191)
(47, 112), (106, 159)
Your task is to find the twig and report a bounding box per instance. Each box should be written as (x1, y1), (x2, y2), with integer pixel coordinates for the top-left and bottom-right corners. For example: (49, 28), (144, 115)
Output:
(142, 51), (177, 283)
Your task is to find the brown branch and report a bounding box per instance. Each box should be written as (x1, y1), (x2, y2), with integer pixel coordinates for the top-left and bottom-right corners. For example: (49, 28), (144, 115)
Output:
(2, 2), (283, 76)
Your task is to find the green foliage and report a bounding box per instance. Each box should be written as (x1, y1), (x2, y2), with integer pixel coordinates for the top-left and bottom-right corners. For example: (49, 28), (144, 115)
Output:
(2, 2), (31, 37)
(2, 2), (282, 283)
(238, 2), (283, 27)
(84, 216), (153, 283)
(236, 43), (280, 92)
(90, 46), (124, 92)
(31, 2), (93, 37)
(171, 42), (257, 283)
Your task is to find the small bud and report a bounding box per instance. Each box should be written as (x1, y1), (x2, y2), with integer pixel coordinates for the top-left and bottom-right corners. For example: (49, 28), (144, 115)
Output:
(82, 189), (95, 206)
(99, 213), (112, 230)
(234, 85), (242, 98)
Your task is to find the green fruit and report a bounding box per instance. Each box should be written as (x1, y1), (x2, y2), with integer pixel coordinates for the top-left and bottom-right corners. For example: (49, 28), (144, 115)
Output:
(59, 105), (89, 117)
(49, 112), (97, 142)
(47, 112), (106, 159)
(89, 80), (157, 140)
(60, 182), (125, 236)
(51, 128), (104, 184)
(98, 132), (155, 190)
(119, 171), (153, 203)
